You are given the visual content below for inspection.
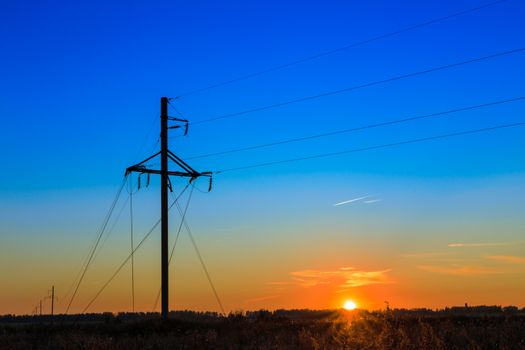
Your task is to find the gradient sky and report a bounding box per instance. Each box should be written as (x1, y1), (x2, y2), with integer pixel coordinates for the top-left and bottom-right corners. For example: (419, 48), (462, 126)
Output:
(1, 0), (524, 315)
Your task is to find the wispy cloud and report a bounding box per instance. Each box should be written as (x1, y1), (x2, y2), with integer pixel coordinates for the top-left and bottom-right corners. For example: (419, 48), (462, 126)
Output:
(338, 269), (392, 289)
(486, 255), (525, 264)
(418, 265), (499, 276)
(334, 196), (369, 206)
(448, 242), (514, 248)
(284, 267), (393, 290)
(400, 252), (450, 259)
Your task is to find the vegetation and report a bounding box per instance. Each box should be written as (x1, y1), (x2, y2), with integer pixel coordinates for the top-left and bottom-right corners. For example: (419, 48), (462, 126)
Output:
(1, 308), (525, 349)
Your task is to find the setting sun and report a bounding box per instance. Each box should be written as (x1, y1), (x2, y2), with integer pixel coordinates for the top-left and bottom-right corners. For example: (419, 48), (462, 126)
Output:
(343, 300), (357, 311)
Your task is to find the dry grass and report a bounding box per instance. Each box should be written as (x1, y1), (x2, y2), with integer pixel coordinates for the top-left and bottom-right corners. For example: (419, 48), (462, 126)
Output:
(1, 309), (524, 349)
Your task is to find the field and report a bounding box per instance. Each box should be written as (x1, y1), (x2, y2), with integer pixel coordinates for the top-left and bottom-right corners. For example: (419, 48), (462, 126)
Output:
(1, 308), (525, 349)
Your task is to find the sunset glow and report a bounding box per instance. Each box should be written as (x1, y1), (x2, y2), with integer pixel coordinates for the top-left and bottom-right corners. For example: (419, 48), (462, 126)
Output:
(343, 300), (357, 311)
(1, 0), (525, 319)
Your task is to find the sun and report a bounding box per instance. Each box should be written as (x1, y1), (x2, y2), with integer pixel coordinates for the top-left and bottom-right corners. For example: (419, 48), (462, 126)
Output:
(343, 300), (357, 311)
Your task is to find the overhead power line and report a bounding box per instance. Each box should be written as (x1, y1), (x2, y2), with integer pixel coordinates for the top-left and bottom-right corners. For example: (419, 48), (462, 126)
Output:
(215, 122), (525, 173)
(186, 96), (525, 160)
(132, 116), (158, 164)
(63, 193), (131, 304)
(174, 194), (226, 314)
(65, 177), (128, 314)
(175, 0), (510, 99)
(153, 187), (225, 314)
(62, 191), (131, 305)
(81, 184), (191, 315)
(152, 186), (195, 312)
(191, 46), (525, 125)
(91, 193), (131, 263)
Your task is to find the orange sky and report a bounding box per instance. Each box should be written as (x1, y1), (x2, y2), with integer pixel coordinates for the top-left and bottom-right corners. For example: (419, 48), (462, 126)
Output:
(1, 174), (525, 315)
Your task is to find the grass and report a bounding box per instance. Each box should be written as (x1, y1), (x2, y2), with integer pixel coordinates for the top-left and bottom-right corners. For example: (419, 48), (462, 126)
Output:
(1, 308), (525, 349)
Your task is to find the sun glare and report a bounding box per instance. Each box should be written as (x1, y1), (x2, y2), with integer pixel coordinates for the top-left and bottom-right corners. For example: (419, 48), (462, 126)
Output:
(343, 300), (357, 310)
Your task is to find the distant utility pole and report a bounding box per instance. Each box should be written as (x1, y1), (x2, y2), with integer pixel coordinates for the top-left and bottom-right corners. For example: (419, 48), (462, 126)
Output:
(50, 286), (55, 316)
(39, 300), (42, 316)
(126, 97), (211, 320)
(44, 285), (57, 317)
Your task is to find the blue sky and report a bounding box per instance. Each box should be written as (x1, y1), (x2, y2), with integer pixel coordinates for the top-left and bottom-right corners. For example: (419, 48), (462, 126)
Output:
(1, 0), (524, 191)
(1, 0), (524, 313)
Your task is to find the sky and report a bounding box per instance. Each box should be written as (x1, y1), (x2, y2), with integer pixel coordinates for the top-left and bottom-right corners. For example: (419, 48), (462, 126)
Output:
(0, 0), (524, 315)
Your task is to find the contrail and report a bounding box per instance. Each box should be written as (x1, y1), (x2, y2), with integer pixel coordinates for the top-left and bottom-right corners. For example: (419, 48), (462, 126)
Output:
(364, 199), (381, 204)
(334, 196), (369, 206)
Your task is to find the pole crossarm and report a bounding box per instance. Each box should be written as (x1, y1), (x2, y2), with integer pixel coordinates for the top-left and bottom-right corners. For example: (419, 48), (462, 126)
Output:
(126, 166), (203, 178)
(125, 152), (211, 180)
(125, 147), (208, 180)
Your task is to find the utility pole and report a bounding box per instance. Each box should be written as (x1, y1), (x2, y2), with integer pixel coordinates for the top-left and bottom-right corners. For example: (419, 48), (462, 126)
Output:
(160, 97), (169, 320)
(44, 285), (57, 318)
(50, 286), (55, 316)
(126, 97), (211, 321)
(39, 300), (42, 316)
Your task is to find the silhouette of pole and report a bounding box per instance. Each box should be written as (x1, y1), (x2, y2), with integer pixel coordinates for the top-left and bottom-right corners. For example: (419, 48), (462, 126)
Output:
(125, 97), (210, 320)
(51, 286), (55, 316)
(160, 97), (169, 320)
(39, 300), (42, 316)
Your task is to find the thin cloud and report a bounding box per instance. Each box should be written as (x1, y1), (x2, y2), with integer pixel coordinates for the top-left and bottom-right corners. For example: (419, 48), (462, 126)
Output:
(339, 269), (392, 288)
(288, 267), (393, 290)
(418, 265), (499, 276)
(486, 255), (525, 264)
(339, 266), (356, 271)
(400, 252), (450, 259)
(448, 242), (513, 248)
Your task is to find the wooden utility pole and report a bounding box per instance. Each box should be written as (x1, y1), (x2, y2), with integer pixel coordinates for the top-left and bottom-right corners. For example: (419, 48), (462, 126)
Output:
(160, 97), (169, 320)
(51, 286), (55, 316)
(125, 97), (210, 321)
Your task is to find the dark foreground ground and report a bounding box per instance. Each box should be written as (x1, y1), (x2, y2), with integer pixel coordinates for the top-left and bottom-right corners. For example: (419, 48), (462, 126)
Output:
(1, 308), (525, 349)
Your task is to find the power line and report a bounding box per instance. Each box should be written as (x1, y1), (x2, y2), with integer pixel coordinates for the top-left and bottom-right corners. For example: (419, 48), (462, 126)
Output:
(152, 186), (195, 312)
(65, 176), (128, 314)
(215, 122), (525, 173)
(91, 193), (131, 264)
(153, 186), (225, 314)
(174, 188), (226, 314)
(62, 238), (103, 304)
(168, 100), (187, 119)
(191, 46), (525, 126)
(132, 116), (158, 164)
(186, 96), (525, 160)
(62, 190), (130, 304)
(62, 192), (131, 306)
(174, 0), (510, 99)
(81, 184), (191, 315)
